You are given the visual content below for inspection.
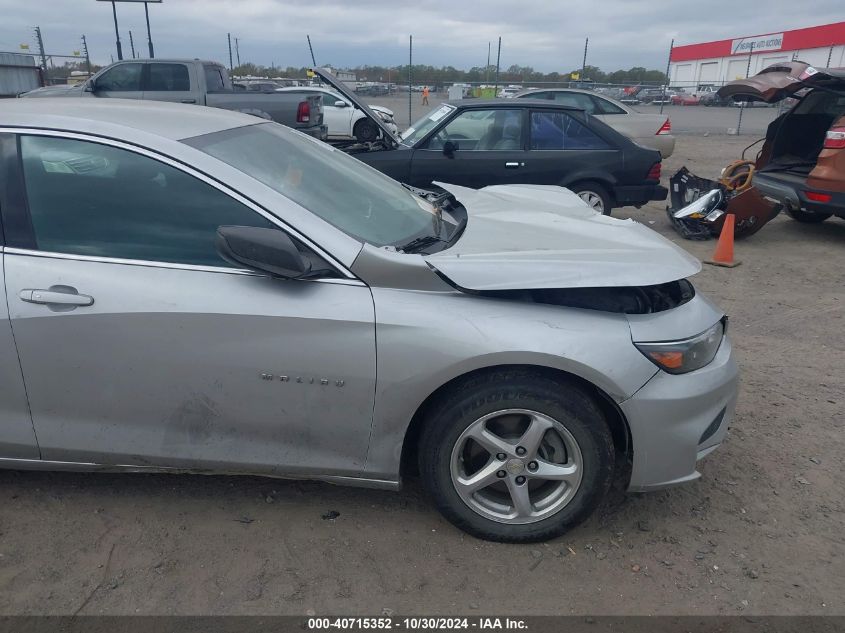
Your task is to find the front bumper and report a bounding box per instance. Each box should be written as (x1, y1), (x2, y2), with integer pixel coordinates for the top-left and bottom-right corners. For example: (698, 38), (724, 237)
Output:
(614, 183), (668, 207)
(620, 333), (739, 492)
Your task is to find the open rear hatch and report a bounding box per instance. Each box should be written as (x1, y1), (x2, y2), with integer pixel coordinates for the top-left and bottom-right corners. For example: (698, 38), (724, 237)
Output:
(720, 62), (845, 180)
(717, 62), (845, 104)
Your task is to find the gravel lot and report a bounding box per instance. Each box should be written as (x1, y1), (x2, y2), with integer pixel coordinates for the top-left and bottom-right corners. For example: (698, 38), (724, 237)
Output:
(0, 134), (843, 616)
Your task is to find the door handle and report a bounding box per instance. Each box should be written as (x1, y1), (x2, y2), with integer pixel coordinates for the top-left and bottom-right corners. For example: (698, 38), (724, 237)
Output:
(181, 99), (197, 104)
(505, 162), (524, 168)
(19, 288), (94, 307)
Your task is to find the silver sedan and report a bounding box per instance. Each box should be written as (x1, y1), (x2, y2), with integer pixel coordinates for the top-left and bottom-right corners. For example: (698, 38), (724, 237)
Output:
(0, 98), (737, 542)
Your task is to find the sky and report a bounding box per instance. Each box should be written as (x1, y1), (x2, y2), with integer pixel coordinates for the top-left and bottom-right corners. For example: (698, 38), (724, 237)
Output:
(1, 0), (843, 72)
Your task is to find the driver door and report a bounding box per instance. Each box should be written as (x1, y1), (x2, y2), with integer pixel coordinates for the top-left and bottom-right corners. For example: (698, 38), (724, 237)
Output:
(2, 132), (376, 477)
(408, 108), (529, 188)
(88, 61), (144, 100)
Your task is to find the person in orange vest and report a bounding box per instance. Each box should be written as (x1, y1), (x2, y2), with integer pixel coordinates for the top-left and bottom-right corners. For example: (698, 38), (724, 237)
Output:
(422, 86), (430, 105)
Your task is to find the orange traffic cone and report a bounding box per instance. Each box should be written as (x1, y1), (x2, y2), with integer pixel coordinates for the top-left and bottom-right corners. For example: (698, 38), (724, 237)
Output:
(705, 213), (742, 268)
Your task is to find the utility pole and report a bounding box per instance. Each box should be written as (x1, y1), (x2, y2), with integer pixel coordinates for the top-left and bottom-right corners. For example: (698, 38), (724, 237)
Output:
(486, 41), (491, 84)
(110, 1), (123, 60)
(129, 30), (136, 59)
(581, 37), (588, 82)
(659, 38), (674, 115)
(227, 33), (233, 71)
(494, 36), (501, 93)
(408, 35), (413, 126)
(235, 38), (241, 66)
(33, 26), (47, 75)
(144, 1), (155, 58)
(307, 35), (316, 67)
(81, 34), (91, 75)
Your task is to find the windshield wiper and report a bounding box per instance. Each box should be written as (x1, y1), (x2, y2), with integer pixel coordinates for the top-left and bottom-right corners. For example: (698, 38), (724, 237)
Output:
(397, 234), (444, 254)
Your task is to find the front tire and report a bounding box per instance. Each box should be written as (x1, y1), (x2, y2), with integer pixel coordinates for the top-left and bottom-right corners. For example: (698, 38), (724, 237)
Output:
(570, 182), (613, 216)
(418, 370), (615, 543)
(354, 119), (379, 143)
(787, 207), (832, 223)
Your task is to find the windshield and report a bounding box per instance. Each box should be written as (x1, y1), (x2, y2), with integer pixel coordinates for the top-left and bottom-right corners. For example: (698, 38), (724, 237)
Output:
(401, 104), (456, 145)
(184, 123), (440, 247)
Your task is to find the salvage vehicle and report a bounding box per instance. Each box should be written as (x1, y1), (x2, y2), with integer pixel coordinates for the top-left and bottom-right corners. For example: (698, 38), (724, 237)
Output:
(670, 62), (845, 236)
(0, 98), (738, 542)
(719, 62), (845, 224)
(312, 69), (667, 215)
(19, 59), (327, 140)
(276, 85), (398, 142)
(513, 87), (675, 157)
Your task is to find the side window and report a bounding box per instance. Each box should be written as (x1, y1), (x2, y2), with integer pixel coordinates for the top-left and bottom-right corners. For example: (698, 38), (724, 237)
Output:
(552, 92), (597, 114)
(204, 65), (226, 92)
(323, 93), (344, 107)
(591, 96), (626, 115)
(96, 63), (143, 92)
(19, 135), (276, 267)
(147, 63), (190, 91)
(530, 112), (611, 150)
(428, 109), (523, 151)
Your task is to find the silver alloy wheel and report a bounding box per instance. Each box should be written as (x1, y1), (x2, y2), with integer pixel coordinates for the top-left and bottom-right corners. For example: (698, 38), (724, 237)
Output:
(449, 409), (583, 525)
(577, 190), (605, 212)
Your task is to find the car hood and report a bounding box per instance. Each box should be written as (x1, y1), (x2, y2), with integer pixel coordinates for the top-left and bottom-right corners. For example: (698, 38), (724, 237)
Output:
(312, 67), (399, 144)
(717, 61), (845, 103)
(423, 183), (701, 291)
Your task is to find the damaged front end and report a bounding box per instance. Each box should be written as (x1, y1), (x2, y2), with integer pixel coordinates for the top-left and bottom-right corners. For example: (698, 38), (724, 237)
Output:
(468, 279), (695, 315)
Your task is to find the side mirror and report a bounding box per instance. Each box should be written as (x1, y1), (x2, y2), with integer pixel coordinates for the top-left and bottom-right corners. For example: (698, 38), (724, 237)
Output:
(84, 79), (96, 93)
(334, 100), (348, 108)
(443, 140), (458, 157)
(215, 226), (311, 279)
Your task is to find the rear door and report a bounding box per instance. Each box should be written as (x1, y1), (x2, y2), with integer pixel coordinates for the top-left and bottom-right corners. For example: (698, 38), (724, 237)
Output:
(2, 131), (376, 476)
(521, 109), (622, 186)
(0, 134), (40, 460)
(143, 62), (198, 104)
(408, 107), (529, 188)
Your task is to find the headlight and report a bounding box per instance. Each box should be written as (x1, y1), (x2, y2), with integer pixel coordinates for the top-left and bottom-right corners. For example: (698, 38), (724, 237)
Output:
(635, 320), (724, 374)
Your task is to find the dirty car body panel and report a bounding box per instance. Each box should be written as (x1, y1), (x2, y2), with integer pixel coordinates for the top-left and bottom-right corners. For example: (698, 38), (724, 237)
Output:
(0, 99), (737, 508)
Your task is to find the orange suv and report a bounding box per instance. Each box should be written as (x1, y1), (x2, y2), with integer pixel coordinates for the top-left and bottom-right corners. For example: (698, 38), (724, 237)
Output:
(719, 62), (845, 224)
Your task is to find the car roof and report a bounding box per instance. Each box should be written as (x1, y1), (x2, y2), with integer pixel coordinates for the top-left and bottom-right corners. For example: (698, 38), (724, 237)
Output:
(0, 98), (258, 141)
(444, 98), (584, 111)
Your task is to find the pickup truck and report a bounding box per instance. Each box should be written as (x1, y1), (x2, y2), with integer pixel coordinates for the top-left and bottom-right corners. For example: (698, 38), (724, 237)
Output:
(20, 59), (327, 139)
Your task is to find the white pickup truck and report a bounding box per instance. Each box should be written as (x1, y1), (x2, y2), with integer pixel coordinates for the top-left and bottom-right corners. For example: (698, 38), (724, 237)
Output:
(21, 59), (327, 139)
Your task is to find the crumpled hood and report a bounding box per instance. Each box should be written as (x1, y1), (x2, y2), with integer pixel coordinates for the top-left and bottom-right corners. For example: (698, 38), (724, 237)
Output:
(424, 183), (701, 291)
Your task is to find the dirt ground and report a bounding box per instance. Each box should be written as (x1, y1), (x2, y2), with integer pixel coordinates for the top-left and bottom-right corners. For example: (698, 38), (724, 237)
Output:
(0, 135), (843, 617)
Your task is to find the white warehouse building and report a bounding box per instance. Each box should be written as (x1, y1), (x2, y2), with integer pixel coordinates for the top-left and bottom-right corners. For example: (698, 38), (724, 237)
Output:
(669, 21), (845, 89)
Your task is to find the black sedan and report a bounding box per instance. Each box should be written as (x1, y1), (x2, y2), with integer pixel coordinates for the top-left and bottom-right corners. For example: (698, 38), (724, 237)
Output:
(315, 70), (667, 215)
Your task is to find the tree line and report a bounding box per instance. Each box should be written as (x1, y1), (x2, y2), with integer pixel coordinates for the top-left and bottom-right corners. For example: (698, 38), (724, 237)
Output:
(45, 60), (668, 87)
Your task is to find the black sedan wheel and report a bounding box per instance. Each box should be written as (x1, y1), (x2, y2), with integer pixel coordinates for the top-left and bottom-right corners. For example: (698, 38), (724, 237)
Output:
(571, 182), (613, 216)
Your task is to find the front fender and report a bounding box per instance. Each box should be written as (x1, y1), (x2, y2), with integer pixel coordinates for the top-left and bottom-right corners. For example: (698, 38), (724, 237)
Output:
(363, 287), (658, 479)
